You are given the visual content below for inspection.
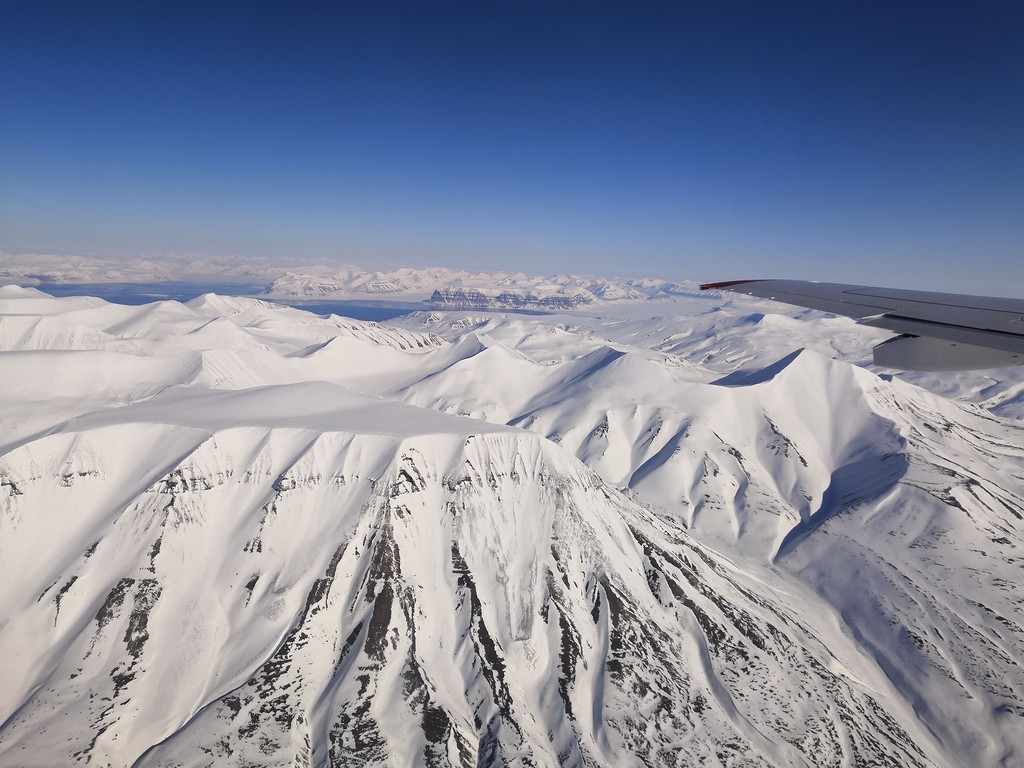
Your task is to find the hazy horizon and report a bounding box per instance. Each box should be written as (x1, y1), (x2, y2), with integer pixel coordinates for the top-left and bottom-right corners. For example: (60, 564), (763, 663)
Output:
(6, 247), (1024, 300)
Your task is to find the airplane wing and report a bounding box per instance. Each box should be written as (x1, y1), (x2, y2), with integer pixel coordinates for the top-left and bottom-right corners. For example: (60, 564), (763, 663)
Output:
(700, 279), (1024, 371)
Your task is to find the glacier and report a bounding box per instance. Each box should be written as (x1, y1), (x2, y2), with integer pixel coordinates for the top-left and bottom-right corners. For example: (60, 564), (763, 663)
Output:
(1, 284), (1022, 767)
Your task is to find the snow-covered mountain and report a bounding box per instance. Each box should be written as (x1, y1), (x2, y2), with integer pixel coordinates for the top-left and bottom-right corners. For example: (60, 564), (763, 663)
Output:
(1, 285), (1023, 767)
(426, 288), (594, 311)
(261, 268), (697, 304)
(394, 297), (1024, 420)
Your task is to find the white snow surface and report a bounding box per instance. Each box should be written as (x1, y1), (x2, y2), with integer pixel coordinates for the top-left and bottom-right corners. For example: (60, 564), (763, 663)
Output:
(1, 284), (1023, 768)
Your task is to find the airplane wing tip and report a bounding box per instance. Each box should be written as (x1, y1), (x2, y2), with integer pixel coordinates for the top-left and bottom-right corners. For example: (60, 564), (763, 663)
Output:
(699, 279), (762, 291)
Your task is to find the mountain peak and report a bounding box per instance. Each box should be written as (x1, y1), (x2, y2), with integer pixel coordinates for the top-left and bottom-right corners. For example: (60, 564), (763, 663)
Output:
(1, 289), (1022, 767)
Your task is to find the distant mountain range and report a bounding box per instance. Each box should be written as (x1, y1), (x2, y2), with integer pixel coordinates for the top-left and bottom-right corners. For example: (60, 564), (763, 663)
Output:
(260, 267), (703, 305)
(0, 251), (712, 309)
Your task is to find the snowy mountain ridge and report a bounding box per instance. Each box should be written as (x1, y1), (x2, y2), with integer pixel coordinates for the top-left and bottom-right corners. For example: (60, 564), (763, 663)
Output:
(1, 285), (1022, 767)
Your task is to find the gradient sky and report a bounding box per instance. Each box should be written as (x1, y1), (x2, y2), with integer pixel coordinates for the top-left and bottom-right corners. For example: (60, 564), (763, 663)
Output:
(2, 1), (1022, 291)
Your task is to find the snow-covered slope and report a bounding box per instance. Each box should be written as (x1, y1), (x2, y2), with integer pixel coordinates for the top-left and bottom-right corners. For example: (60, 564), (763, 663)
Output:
(1, 403), (941, 768)
(1, 285), (1022, 767)
(387, 308), (1024, 765)
(394, 296), (1024, 419)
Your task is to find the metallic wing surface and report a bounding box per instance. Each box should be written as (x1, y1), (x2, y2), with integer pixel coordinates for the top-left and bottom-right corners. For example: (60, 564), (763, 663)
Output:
(700, 279), (1024, 371)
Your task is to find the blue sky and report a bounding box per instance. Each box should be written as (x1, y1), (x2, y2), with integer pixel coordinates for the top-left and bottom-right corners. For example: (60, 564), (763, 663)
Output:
(2, 1), (1021, 291)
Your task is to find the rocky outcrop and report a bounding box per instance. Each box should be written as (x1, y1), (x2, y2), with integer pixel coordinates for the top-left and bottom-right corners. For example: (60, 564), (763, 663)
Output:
(427, 287), (593, 310)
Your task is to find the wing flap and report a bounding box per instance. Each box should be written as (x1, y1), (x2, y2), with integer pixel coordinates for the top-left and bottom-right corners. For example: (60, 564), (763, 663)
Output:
(860, 315), (1024, 355)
